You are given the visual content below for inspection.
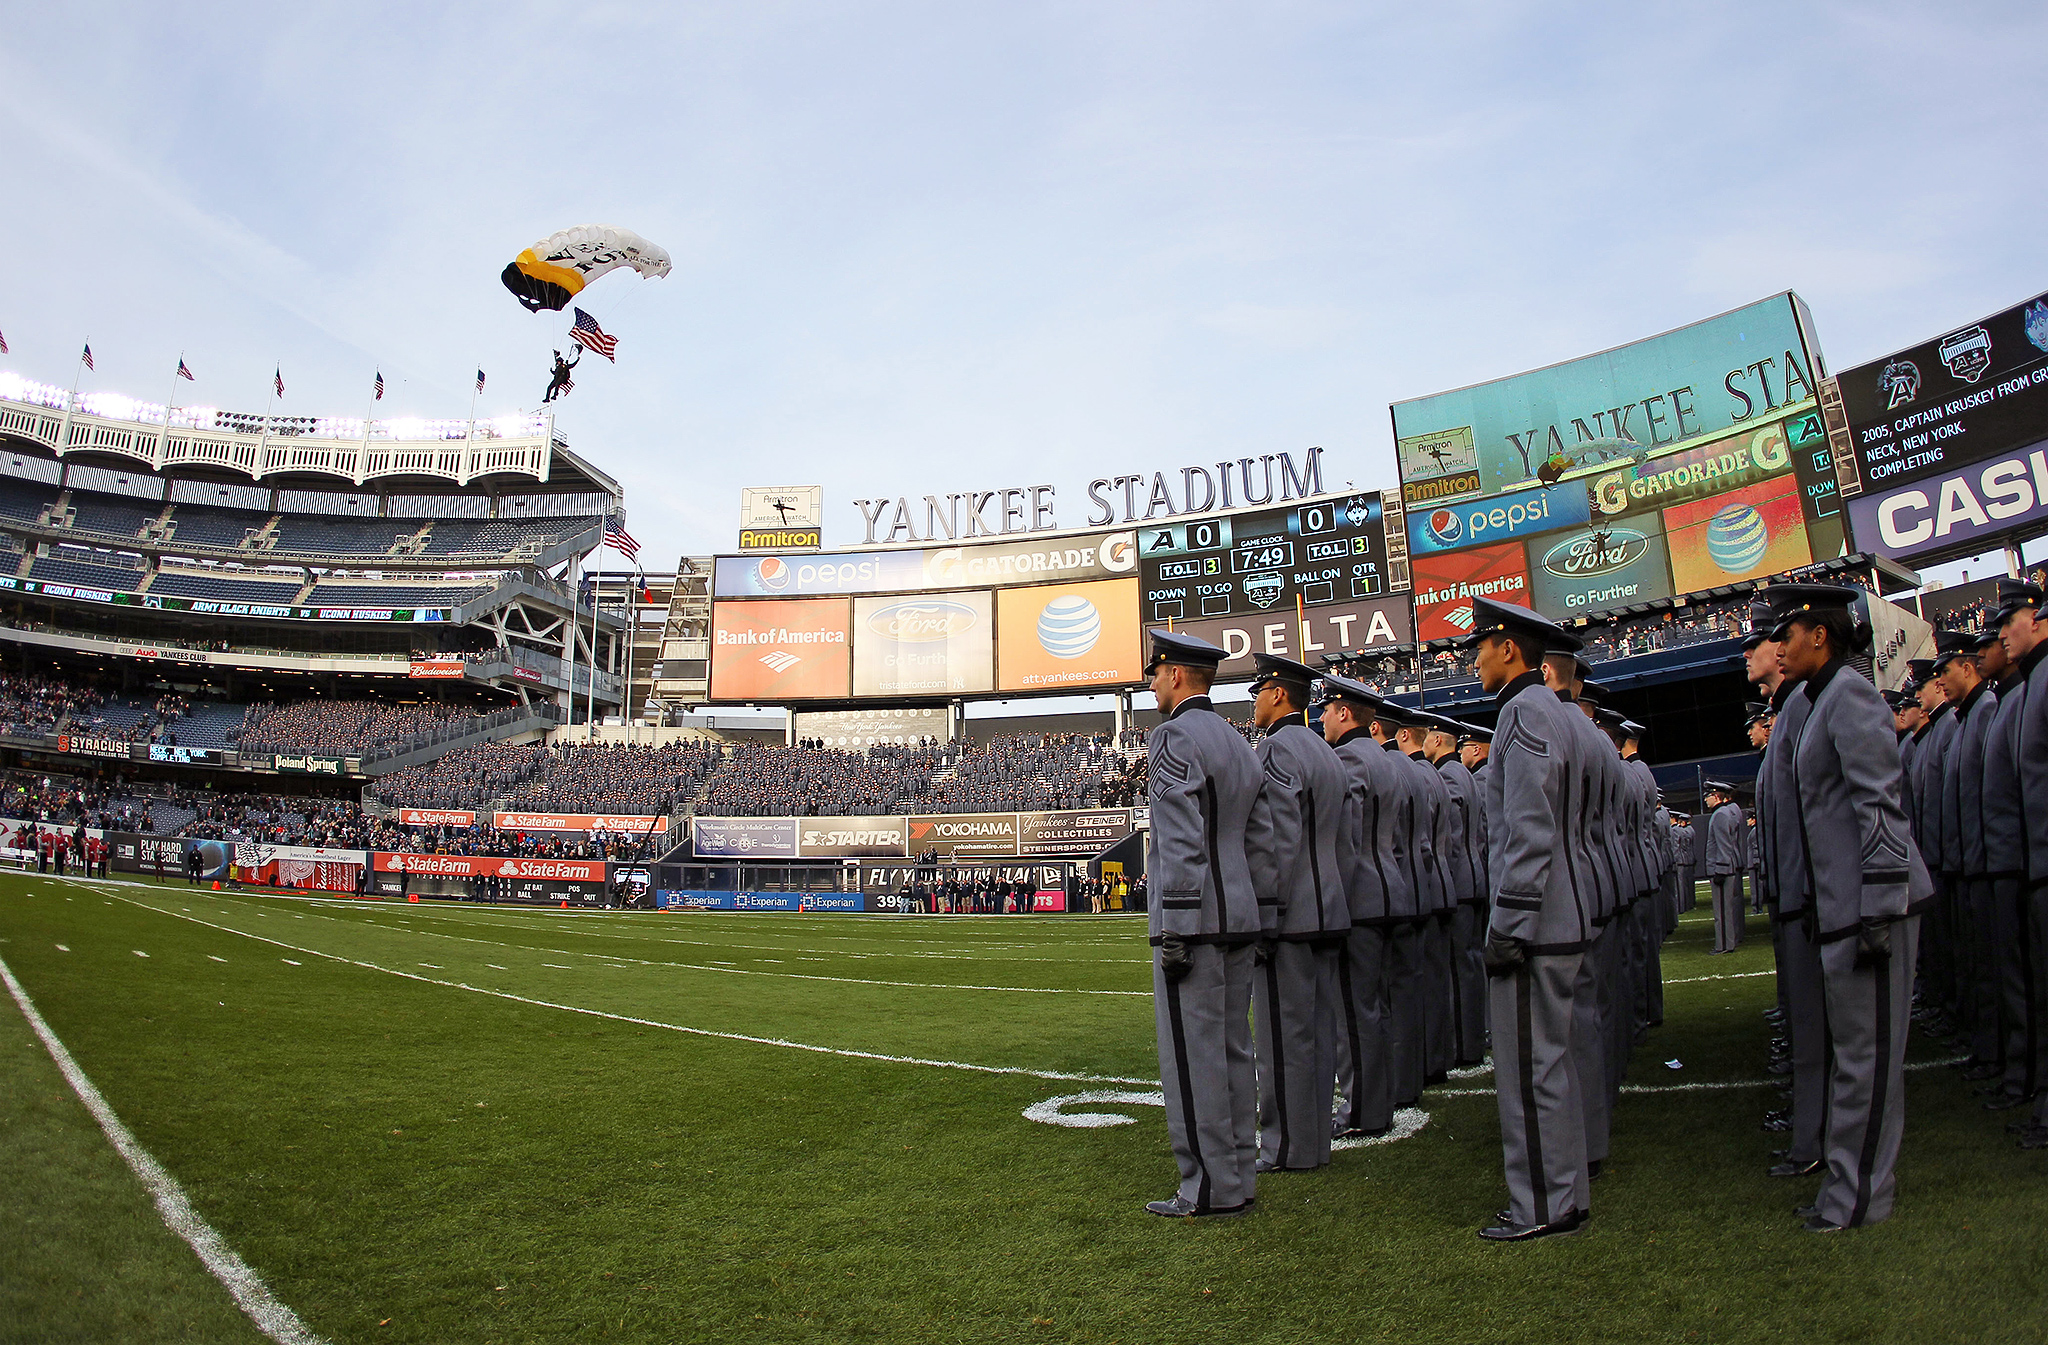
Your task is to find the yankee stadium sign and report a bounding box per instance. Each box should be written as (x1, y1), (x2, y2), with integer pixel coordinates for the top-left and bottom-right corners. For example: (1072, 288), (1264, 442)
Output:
(850, 448), (1326, 544)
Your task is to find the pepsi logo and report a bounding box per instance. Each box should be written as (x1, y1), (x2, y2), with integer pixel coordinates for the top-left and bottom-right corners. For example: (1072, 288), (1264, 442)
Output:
(754, 557), (791, 591)
(1426, 508), (1463, 545)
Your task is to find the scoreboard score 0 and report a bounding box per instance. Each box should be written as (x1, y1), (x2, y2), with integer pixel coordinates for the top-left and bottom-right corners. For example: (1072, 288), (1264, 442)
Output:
(1138, 493), (1393, 622)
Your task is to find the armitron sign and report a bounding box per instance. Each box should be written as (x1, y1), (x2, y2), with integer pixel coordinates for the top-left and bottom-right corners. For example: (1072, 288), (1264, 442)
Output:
(740, 527), (823, 551)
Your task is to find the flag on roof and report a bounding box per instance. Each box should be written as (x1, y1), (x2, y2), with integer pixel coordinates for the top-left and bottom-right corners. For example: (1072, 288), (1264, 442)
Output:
(374, 370), (385, 400)
(81, 343), (94, 371)
(570, 308), (618, 361)
(476, 368), (486, 394)
(603, 514), (641, 560)
(274, 367), (284, 398)
(0, 330), (9, 355)
(176, 358), (194, 381)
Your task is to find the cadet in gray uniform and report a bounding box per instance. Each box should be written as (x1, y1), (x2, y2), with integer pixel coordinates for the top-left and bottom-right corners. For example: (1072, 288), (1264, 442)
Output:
(1394, 707), (1462, 1083)
(1460, 727), (1494, 903)
(1935, 630), (2003, 1081)
(1428, 712), (1489, 1066)
(1361, 698), (1438, 1107)
(1975, 601), (2036, 1114)
(1466, 597), (1594, 1241)
(1705, 783), (1747, 953)
(2002, 583), (2048, 1146)
(1321, 675), (1415, 1140)
(1142, 630), (1272, 1218)
(1245, 654), (1351, 1172)
(1767, 583), (1932, 1230)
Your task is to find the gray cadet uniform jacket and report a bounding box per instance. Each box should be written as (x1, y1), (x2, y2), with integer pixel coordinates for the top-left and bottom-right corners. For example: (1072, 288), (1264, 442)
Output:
(1706, 801), (1747, 876)
(1910, 705), (1956, 875)
(1758, 683), (1814, 916)
(1948, 681), (1997, 880)
(1408, 748), (1467, 909)
(1623, 755), (1666, 894)
(2019, 643), (2048, 884)
(1437, 756), (1484, 908)
(1485, 672), (1593, 953)
(1332, 729), (1417, 924)
(1147, 697), (1272, 946)
(1390, 742), (1447, 917)
(1252, 722), (1352, 941)
(1790, 660), (1934, 939)
(1555, 695), (1622, 924)
(1982, 673), (2029, 878)
(1469, 762), (1493, 899)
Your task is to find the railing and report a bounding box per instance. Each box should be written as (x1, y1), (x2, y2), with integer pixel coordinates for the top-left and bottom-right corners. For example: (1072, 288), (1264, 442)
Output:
(358, 701), (565, 769)
(0, 373), (554, 488)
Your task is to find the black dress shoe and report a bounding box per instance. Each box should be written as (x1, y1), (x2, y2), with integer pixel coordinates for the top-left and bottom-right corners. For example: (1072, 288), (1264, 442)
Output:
(1254, 1158), (1280, 1173)
(1334, 1121), (1393, 1139)
(1424, 1070), (1448, 1087)
(1145, 1196), (1248, 1218)
(1769, 1147), (1791, 1160)
(1793, 1203), (1819, 1218)
(1963, 1063), (2005, 1081)
(2005, 1120), (2045, 1136)
(1767, 1058), (1794, 1075)
(1478, 1207), (1586, 1241)
(2020, 1130), (2048, 1151)
(1802, 1216), (1846, 1233)
(1762, 1113), (1792, 1133)
(1587, 1159), (1604, 1181)
(1768, 1158), (1825, 1178)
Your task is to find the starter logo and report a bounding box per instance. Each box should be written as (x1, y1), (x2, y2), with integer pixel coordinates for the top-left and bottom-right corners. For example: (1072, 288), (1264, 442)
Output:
(1938, 325), (1993, 384)
(1879, 359), (1921, 410)
(759, 651), (802, 673)
(1424, 508), (1464, 546)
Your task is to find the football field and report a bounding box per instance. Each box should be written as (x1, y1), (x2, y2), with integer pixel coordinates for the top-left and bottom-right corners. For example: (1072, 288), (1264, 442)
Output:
(1, 870), (2041, 1344)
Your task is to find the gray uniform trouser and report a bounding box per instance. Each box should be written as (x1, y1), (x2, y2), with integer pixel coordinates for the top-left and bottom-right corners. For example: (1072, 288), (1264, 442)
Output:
(1334, 924), (1392, 1135)
(1679, 866), (1696, 911)
(1992, 877), (2036, 1099)
(1779, 914), (1829, 1165)
(1423, 912), (1454, 1078)
(1255, 940), (1337, 1169)
(1815, 916), (1919, 1229)
(1155, 942), (1257, 1211)
(1646, 879), (1669, 1025)
(1571, 925), (1612, 1166)
(1711, 875), (1745, 951)
(1388, 922), (1427, 1106)
(1452, 902), (1488, 1064)
(1491, 951), (1589, 1227)
(1963, 877), (2003, 1066)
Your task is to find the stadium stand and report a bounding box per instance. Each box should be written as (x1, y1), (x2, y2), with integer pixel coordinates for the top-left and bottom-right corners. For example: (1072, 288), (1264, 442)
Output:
(160, 505), (273, 551)
(303, 582), (488, 608)
(233, 699), (485, 758)
(267, 515), (420, 556)
(146, 570), (307, 603)
(28, 552), (145, 590)
(64, 495), (160, 540)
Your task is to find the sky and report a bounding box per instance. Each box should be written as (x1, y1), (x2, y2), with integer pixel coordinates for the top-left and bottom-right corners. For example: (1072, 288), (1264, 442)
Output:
(4, 1), (2046, 579)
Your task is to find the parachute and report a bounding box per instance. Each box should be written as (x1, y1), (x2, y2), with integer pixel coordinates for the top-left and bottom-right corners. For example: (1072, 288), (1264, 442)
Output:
(502, 225), (672, 313)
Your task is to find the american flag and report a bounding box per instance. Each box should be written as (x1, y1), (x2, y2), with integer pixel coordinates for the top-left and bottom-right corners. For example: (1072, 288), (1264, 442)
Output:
(374, 370), (385, 400)
(603, 514), (640, 560)
(476, 368), (486, 394)
(81, 343), (94, 371)
(274, 367), (284, 398)
(570, 308), (618, 361)
(0, 330), (8, 355)
(176, 358), (194, 382)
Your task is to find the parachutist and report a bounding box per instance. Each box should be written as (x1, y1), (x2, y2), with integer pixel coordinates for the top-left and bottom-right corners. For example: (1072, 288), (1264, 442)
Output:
(542, 348), (579, 404)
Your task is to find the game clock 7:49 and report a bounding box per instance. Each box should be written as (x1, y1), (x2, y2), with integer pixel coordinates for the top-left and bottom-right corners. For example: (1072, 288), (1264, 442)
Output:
(1137, 494), (1389, 623)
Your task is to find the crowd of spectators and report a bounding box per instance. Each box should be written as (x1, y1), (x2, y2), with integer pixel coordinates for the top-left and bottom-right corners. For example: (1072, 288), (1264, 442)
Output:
(499, 741), (724, 817)
(698, 741), (921, 817)
(234, 699), (483, 757)
(0, 671), (109, 738)
(908, 733), (1118, 813)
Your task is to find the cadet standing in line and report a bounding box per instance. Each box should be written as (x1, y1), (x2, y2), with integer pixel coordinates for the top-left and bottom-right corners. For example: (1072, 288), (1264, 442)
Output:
(1427, 713), (1489, 1067)
(1465, 596), (1594, 1241)
(1321, 674), (1415, 1141)
(1141, 630), (1272, 1218)
(1936, 630), (2003, 1085)
(1748, 603), (1827, 1181)
(1359, 695), (1437, 1107)
(1460, 726), (1495, 905)
(1245, 654), (1351, 1173)
(1705, 782), (1747, 954)
(1909, 657), (1958, 1036)
(1617, 716), (1670, 1037)
(1394, 706), (1462, 1084)
(1766, 582), (1930, 1231)
(1976, 596), (2037, 1116)
(2003, 581), (2048, 1146)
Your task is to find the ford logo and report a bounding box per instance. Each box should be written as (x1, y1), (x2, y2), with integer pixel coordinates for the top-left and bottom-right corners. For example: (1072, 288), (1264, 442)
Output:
(867, 599), (978, 643)
(1541, 527), (1650, 579)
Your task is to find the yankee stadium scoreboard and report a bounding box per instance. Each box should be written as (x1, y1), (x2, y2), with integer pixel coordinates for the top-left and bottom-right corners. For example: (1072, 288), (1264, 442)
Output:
(1136, 492), (1392, 621)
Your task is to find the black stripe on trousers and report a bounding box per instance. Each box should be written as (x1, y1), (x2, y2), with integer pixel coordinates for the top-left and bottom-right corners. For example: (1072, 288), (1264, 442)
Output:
(1336, 951), (1366, 1116)
(1849, 950), (1892, 1228)
(1262, 962), (1291, 1168)
(1163, 972), (1209, 1211)
(1516, 964), (1549, 1226)
(2018, 884), (2038, 1097)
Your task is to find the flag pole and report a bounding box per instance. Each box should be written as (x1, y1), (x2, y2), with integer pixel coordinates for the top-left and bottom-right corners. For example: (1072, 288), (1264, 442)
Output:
(562, 548), (578, 733)
(622, 566), (640, 745)
(57, 337), (88, 461)
(258, 362), (277, 472)
(586, 531), (606, 737)
(151, 355), (182, 471)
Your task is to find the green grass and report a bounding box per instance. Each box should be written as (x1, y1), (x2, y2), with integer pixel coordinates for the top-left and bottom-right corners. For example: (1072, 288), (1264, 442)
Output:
(1, 871), (2043, 1344)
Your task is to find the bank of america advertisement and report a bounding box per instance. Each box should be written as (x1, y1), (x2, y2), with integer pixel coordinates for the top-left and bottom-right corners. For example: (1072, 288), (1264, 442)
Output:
(994, 578), (1143, 692)
(1411, 542), (1530, 642)
(708, 598), (852, 700)
(1391, 292), (1821, 498)
(852, 592), (995, 696)
(1662, 473), (1812, 592)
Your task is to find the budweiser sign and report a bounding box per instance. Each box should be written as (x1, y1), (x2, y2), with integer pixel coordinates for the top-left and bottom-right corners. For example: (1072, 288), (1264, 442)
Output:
(491, 811), (669, 834)
(394, 809), (478, 827)
(409, 660), (467, 679)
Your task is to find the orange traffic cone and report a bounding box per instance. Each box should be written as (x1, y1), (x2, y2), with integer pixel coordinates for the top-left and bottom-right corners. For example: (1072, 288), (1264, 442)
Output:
(211, 880), (221, 890)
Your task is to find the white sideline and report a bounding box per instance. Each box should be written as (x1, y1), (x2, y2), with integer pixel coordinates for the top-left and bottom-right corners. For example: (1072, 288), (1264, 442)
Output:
(0, 954), (328, 1345)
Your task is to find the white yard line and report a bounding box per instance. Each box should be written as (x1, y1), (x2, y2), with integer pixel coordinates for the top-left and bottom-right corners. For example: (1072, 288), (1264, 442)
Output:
(0, 954), (329, 1345)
